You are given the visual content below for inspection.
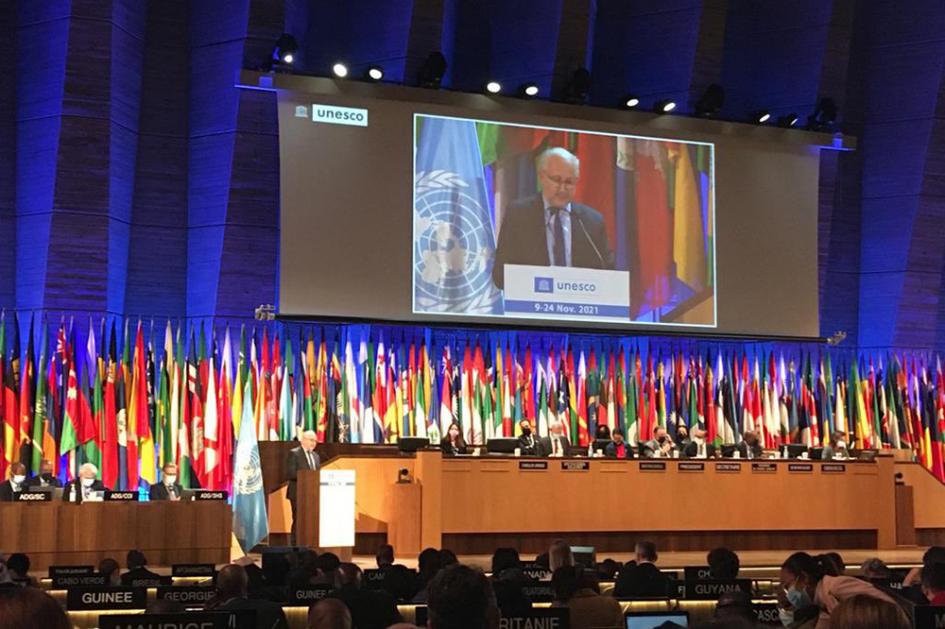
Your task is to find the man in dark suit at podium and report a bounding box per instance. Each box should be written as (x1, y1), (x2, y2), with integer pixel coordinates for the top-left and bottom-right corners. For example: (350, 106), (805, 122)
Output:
(149, 462), (183, 501)
(0, 463), (28, 501)
(492, 147), (613, 289)
(286, 430), (320, 544)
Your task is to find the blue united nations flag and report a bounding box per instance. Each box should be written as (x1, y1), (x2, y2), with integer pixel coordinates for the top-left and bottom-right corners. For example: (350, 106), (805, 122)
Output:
(414, 116), (502, 314)
(233, 380), (268, 553)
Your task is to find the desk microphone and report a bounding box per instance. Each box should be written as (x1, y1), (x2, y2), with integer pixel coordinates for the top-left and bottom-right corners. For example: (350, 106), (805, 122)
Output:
(576, 215), (607, 268)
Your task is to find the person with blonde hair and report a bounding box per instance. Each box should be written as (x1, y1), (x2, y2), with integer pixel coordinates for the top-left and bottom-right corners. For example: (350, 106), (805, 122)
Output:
(829, 594), (909, 629)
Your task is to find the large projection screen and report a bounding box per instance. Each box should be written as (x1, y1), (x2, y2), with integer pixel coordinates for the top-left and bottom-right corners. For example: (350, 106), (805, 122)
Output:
(274, 77), (823, 338)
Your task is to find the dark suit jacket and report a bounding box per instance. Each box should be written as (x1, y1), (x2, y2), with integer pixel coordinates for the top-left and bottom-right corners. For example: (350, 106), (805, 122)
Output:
(492, 195), (613, 288)
(149, 481), (184, 501)
(218, 596), (289, 629)
(604, 441), (633, 459)
(518, 433), (542, 456)
(682, 441), (716, 458)
(62, 479), (106, 502)
(736, 442), (764, 459)
(613, 562), (671, 598)
(641, 439), (672, 458)
(539, 435), (571, 457)
(0, 480), (21, 501)
(25, 474), (62, 489)
(285, 446), (320, 502)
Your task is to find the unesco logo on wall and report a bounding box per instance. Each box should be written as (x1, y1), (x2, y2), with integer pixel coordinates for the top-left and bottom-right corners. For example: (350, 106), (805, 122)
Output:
(310, 103), (369, 127)
(534, 277), (554, 293)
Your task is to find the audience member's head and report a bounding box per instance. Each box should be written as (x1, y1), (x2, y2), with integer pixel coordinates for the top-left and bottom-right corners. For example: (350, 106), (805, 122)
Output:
(924, 546), (945, 567)
(383, 564), (419, 602)
(216, 564), (249, 600)
(491, 548), (521, 576)
(534, 552), (550, 570)
(418, 547), (443, 583)
(316, 552), (341, 577)
(551, 565), (582, 603)
(427, 565), (496, 629)
(598, 558), (620, 580)
(815, 553), (841, 577)
(829, 594), (909, 629)
(824, 551), (845, 575)
(921, 561), (945, 602)
(713, 589), (755, 624)
(440, 548), (458, 567)
(635, 541), (658, 564)
(98, 557), (120, 585)
(0, 587), (72, 629)
(780, 552), (824, 606)
(4, 555), (28, 580)
(336, 562), (361, 589)
(707, 547), (739, 580)
(307, 597), (352, 629)
(146, 598), (185, 614)
(297, 550), (320, 577)
(126, 549), (148, 570)
(376, 544), (394, 568)
(262, 551), (290, 587)
(549, 540), (574, 572)
(860, 557), (891, 580)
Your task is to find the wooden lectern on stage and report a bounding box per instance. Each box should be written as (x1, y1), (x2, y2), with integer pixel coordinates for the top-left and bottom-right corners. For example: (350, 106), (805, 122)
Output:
(296, 469), (320, 548)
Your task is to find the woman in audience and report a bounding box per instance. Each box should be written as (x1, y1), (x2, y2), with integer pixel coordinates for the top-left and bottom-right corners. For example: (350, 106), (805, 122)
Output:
(779, 552), (898, 629)
(829, 594), (909, 629)
(0, 587), (71, 629)
(552, 566), (623, 629)
(440, 422), (467, 456)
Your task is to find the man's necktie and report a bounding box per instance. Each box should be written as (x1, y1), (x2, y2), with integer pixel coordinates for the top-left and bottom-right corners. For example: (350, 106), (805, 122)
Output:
(552, 207), (566, 266)
(306, 451), (315, 469)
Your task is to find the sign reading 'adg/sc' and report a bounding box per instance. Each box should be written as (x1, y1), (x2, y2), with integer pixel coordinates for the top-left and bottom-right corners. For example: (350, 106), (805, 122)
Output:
(301, 103), (369, 127)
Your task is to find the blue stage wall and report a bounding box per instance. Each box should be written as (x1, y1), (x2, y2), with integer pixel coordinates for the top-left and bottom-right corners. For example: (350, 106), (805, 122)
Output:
(2, 0), (945, 351)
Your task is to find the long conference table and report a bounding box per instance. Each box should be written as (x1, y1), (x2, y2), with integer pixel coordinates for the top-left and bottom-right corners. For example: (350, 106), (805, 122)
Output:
(0, 501), (232, 570)
(260, 443), (941, 556)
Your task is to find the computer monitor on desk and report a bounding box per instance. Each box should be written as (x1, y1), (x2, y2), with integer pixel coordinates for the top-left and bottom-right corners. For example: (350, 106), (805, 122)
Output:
(398, 437), (432, 452)
(486, 438), (519, 454)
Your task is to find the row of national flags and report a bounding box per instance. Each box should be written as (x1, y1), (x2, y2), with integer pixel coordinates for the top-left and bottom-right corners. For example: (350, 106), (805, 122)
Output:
(2, 313), (945, 487)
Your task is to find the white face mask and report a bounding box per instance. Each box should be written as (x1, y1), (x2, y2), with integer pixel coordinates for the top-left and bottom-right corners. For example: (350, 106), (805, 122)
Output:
(12, 475), (25, 485)
(81, 477), (96, 488)
(165, 475), (177, 485)
(836, 441), (846, 449)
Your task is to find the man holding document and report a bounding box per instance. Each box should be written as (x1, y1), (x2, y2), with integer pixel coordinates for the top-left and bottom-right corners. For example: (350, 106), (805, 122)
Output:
(492, 147), (614, 289)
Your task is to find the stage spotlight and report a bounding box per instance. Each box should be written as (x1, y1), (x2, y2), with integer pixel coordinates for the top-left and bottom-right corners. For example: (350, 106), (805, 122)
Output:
(365, 65), (384, 81)
(808, 97), (837, 131)
(654, 99), (676, 113)
(694, 84), (724, 117)
(520, 83), (539, 97)
(623, 95), (640, 109)
(418, 52), (447, 89)
(563, 68), (591, 105)
(270, 33), (298, 69)
(777, 113), (799, 127)
(755, 111), (771, 124)
(486, 81), (502, 94)
(332, 62), (349, 78)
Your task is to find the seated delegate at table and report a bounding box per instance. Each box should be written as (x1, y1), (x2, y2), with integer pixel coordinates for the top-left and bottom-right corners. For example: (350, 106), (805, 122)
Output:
(541, 421), (572, 457)
(517, 420), (542, 456)
(604, 428), (632, 459)
(0, 463), (27, 501)
(149, 462), (184, 500)
(63, 463), (106, 502)
(736, 430), (763, 459)
(440, 422), (468, 456)
(822, 431), (850, 460)
(641, 426), (674, 458)
(25, 459), (62, 489)
(682, 426), (714, 458)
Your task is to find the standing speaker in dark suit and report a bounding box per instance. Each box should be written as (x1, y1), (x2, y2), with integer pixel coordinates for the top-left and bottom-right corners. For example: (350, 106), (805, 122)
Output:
(285, 430), (320, 544)
(149, 462), (184, 501)
(492, 148), (613, 289)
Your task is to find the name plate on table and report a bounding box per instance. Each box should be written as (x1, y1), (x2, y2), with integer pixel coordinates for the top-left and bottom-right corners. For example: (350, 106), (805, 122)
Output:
(193, 490), (227, 501)
(822, 463), (846, 473)
(519, 461), (548, 470)
(50, 565), (94, 578)
(52, 574), (107, 588)
(502, 264), (630, 322)
(126, 576), (172, 588)
(288, 584), (333, 604)
(105, 491), (138, 501)
(678, 462), (704, 472)
(715, 462), (742, 473)
(522, 563), (551, 581)
(753, 602), (781, 625)
(172, 564), (217, 577)
(914, 606), (945, 629)
(788, 463), (814, 473)
(67, 587), (146, 610)
(640, 461), (666, 471)
(16, 490), (52, 502)
(683, 566), (712, 581)
(751, 462), (777, 473)
(157, 586), (216, 606)
(680, 578), (752, 600)
(498, 607), (569, 629)
(99, 612), (243, 629)
(521, 583), (555, 602)
(561, 460), (589, 471)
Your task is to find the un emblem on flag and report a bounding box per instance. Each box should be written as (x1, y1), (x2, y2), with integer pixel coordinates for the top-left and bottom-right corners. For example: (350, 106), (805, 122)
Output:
(413, 170), (500, 314)
(235, 449), (263, 495)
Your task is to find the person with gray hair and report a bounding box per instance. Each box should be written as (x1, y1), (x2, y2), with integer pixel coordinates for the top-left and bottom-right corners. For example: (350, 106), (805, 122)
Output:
(307, 598), (352, 629)
(492, 146), (613, 289)
(62, 463), (105, 502)
(540, 420), (572, 457)
(286, 430), (321, 544)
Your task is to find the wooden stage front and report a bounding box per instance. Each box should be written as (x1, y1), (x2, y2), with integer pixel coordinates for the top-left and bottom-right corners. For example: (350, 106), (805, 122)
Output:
(260, 444), (945, 556)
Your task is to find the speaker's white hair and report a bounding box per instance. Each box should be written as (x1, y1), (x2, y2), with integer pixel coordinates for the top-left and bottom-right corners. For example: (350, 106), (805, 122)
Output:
(537, 147), (580, 175)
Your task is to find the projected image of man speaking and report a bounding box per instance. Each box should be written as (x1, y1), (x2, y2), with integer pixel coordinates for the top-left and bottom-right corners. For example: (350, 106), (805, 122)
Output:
(492, 147), (613, 289)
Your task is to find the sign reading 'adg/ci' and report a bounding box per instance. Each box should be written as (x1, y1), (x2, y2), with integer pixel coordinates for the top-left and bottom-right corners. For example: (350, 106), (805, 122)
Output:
(299, 103), (369, 127)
